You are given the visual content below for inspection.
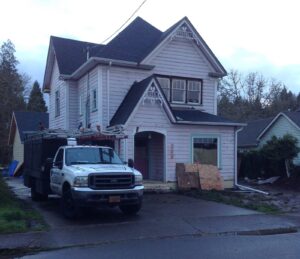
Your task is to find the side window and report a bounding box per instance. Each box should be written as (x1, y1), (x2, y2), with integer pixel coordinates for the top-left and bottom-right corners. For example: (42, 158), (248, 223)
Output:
(92, 89), (97, 111)
(55, 149), (64, 164)
(55, 90), (60, 117)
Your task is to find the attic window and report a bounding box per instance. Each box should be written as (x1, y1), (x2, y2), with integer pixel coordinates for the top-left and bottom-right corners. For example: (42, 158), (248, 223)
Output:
(55, 90), (60, 117)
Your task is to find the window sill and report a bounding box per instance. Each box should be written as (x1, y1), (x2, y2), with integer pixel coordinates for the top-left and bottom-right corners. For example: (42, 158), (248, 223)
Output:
(91, 109), (98, 113)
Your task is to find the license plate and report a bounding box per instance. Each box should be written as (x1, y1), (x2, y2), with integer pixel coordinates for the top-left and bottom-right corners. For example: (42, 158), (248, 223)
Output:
(108, 196), (121, 203)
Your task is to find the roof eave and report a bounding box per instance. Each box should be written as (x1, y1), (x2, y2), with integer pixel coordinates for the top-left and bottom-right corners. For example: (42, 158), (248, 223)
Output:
(43, 38), (56, 93)
(61, 57), (154, 81)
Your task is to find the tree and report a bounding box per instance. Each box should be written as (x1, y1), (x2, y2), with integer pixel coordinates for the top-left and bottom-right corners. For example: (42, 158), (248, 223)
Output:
(218, 69), (298, 121)
(27, 81), (47, 112)
(0, 40), (27, 164)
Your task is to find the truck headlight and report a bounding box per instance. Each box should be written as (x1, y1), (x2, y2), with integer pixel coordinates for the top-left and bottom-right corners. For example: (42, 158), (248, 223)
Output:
(73, 176), (88, 187)
(134, 174), (143, 186)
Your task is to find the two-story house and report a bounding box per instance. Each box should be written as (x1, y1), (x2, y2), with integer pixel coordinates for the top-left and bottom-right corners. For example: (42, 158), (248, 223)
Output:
(43, 16), (243, 188)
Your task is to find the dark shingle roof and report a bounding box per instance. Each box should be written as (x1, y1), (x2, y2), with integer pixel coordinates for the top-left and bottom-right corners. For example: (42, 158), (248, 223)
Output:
(94, 17), (162, 62)
(110, 76), (153, 125)
(14, 112), (49, 141)
(51, 36), (104, 75)
(238, 117), (274, 147)
(284, 111), (300, 128)
(173, 109), (236, 124)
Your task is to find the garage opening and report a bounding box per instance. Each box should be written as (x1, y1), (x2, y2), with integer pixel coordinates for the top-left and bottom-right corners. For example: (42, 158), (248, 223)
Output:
(134, 131), (165, 181)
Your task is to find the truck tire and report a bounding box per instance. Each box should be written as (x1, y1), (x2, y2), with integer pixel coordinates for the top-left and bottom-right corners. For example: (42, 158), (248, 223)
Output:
(31, 185), (48, 202)
(119, 202), (142, 215)
(60, 189), (81, 219)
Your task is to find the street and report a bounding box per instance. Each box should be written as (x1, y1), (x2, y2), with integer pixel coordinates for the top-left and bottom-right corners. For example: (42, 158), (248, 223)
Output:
(22, 232), (300, 259)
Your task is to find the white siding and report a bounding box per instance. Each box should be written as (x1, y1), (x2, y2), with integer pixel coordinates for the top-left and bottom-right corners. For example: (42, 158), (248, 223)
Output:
(102, 66), (150, 127)
(146, 38), (217, 114)
(13, 129), (24, 172)
(77, 67), (99, 130)
(124, 100), (235, 185)
(49, 59), (67, 129)
(68, 81), (78, 130)
(259, 116), (300, 165)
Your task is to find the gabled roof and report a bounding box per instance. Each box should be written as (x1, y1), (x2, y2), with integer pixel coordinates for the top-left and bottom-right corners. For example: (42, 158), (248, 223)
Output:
(8, 112), (49, 144)
(238, 117), (274, 148)
(44, 16), (227, 89)
(110, 76), (154, 126)
(51, 36), (104, 75)
(110, 75), (244, 127)
(257, 111), (300, 140)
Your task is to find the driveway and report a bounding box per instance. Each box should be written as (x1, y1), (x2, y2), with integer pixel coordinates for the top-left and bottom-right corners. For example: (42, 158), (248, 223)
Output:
(3, 177), (300, 251)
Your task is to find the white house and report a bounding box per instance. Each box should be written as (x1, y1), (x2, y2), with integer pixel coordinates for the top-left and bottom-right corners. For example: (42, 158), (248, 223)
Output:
(43, 17), (243, 188)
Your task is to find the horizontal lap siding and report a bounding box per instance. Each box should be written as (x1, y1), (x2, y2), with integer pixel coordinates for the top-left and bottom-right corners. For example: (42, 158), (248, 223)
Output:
(148, 38), (216, 114)
(259, 116), (300, 165)
(89, 68), (99, 128)
(125, 102), (235, 182)
(68, 81), (78, 130)
(105, 67), (150, 127)
(49, 59), (66, 129)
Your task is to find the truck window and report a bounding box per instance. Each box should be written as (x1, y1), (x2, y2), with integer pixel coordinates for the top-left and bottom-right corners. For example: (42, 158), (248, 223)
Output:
(65, 147), (123, 165)
(55, 149), (64, 163)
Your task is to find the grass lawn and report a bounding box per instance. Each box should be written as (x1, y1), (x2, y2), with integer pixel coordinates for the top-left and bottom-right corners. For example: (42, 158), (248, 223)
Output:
(182, 190), (282, 214)
(0, 176), (47, 234)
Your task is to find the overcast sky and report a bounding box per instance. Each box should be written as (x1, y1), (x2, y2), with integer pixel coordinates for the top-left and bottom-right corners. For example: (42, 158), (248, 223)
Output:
(1, 0), (300, 94)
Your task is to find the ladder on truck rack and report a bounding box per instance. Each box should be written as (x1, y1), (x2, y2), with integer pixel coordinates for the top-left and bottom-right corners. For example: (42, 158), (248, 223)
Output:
(23, 125), (127, 142)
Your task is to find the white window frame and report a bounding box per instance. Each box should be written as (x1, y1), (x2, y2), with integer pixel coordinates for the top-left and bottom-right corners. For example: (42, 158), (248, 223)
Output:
(91, 89), (97, 111)
(191, 135), (221, 168)
(172, 79), (186, 104)
(55, 90), (60, 117)
(187, 80), (201, 105)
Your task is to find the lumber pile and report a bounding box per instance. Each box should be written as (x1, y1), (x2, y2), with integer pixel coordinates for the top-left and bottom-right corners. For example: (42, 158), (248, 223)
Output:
(176, 163), (224, 191)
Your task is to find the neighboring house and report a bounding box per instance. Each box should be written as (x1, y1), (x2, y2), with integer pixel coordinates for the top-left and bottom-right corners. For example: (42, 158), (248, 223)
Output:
(238, 111), (300, 165)
(43, 16), (244, 188)
(8, 111), (49, 174)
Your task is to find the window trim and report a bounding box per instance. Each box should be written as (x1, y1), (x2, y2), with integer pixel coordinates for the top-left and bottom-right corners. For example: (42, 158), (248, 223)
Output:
(155, 74), (203, 105)
(191, 134), (221, 169)
(79, 94), (83, 116)
(187, 80), (201, 105)
(55, 90), (60, 117)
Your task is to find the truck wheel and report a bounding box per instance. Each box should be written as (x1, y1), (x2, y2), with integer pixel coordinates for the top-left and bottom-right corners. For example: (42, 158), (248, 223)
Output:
(60, 189), (81, 219)
(31, 186), (48, 201)
(119, 202), (142, 215)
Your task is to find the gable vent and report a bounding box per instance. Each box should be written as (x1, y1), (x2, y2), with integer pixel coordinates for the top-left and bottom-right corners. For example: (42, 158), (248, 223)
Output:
(172, 24), (200, 45)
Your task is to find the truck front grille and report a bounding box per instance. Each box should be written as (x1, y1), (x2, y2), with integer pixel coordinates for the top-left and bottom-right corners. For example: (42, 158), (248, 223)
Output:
(88, 173), (134, 190)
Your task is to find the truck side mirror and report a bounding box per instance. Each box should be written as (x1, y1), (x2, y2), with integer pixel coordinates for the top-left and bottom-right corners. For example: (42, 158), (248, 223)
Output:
(128, 158), (134, 168)
(54, 161), (63, 170)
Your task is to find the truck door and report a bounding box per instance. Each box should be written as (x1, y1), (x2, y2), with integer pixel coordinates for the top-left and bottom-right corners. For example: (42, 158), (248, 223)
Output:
(50, 148), (65, 192)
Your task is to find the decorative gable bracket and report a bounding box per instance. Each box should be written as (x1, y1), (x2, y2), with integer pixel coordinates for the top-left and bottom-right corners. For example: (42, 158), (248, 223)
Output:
(142, 82), (163, 106)
(171, 23), (200, 45)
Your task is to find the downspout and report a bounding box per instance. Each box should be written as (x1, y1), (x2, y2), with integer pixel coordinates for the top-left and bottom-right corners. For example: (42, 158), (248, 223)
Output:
(107, 61), (112, 127)
(234, 127), (269, 195)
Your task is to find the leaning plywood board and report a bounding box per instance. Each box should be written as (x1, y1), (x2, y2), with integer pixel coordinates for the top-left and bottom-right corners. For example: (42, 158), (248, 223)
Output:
(197, 164), (224, 191)
(176, 163), (200, 190)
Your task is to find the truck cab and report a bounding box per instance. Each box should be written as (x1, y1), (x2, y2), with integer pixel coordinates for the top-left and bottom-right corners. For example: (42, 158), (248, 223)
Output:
(50, 145), (144, 218)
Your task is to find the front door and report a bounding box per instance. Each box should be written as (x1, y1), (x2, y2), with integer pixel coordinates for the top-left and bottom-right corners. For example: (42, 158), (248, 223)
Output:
(134, 146), (148, 179)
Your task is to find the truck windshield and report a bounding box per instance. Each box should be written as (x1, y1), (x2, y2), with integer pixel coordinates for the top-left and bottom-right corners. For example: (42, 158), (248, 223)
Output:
(65, 147), (123, 166)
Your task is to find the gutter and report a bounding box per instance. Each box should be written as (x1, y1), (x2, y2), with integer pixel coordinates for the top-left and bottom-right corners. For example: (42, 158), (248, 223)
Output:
(234, 127), (269, 195)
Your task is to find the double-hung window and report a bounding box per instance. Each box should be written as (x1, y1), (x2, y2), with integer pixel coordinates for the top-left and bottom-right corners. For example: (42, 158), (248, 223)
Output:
(55, 90), (60, 117)
(157, 77), (170, 101)
(187, 80), (201, 104)
(172, 79), (186, 103)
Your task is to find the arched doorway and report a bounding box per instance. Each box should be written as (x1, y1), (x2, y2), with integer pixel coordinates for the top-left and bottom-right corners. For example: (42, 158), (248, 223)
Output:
(134, 131), (165, 181)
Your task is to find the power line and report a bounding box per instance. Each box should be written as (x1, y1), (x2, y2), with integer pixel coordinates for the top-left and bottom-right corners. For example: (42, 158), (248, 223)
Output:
(100, 0), (147, 44)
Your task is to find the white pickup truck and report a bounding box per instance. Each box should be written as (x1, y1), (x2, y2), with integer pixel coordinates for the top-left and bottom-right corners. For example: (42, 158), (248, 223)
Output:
(23, 135), (144, 219)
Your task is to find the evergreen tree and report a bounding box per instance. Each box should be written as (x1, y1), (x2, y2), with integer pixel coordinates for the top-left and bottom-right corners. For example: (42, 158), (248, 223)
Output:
(0, 40), (26, 164)
(27, 81), (47, 112)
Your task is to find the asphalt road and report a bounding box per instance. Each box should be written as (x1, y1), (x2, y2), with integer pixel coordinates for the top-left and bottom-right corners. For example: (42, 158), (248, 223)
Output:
(22, 232), (300, 259)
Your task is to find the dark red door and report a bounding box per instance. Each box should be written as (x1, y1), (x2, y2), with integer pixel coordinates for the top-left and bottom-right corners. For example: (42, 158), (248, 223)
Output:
(134, 146), (148, 179)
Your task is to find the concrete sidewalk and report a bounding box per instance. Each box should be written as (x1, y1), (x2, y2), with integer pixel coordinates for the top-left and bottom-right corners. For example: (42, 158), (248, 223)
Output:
(1, 177), (300, 251)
